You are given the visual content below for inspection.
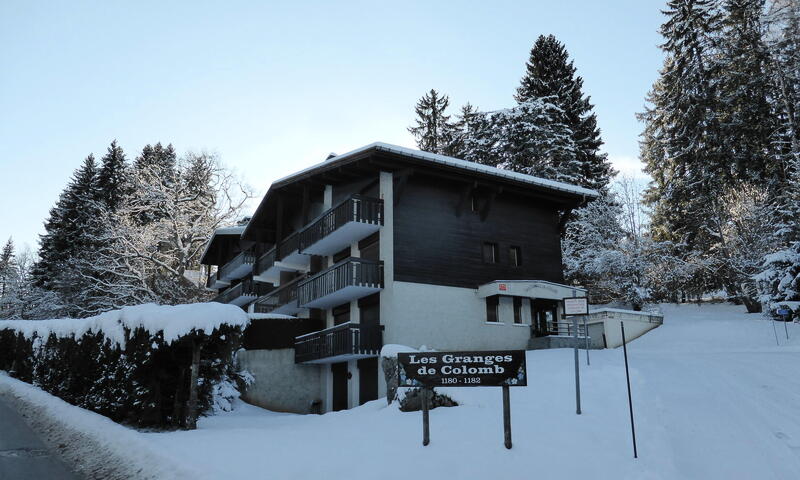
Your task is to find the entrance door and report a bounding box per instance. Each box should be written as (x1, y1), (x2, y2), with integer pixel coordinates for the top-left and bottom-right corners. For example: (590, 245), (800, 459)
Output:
(331, 362), (348, 411)
(531, 299), (559, 337)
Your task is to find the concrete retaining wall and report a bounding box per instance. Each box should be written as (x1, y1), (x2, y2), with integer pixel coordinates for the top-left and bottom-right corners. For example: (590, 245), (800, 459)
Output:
(237, 349), (322, 414)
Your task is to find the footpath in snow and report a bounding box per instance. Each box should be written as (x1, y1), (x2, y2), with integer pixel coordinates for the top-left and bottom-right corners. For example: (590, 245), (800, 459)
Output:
(1, 303), (799, 480)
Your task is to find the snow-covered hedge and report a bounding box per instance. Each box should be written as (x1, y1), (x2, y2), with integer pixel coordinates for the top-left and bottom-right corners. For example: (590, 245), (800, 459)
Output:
(0, 303), (249, 429)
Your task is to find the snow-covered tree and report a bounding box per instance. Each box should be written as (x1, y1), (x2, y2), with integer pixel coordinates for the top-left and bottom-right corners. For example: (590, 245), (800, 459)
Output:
(703, 184), (776, 311)
(516, 34), (615, 191)
(0, 238), (15, 299)
(96, 140), (129, 212)
(408, 89), (455, 155)
(72, 152), (252, 314)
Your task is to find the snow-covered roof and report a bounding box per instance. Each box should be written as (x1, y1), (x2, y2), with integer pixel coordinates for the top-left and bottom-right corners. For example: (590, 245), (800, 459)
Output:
(275, 142), (599, 199)
(200, 225), (247, 265)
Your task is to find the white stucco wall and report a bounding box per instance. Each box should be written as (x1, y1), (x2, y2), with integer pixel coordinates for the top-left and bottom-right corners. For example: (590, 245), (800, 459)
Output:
(383, 281), (532, 351)
(238, 349), (322, 414)
(587, 310), (663, 348)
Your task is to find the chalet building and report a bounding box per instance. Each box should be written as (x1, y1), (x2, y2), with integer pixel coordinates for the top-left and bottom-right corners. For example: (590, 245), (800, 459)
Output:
(200, 142), (597, 414)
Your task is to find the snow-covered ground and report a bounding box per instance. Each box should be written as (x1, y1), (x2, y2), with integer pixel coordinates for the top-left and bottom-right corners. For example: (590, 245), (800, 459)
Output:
(2, 303), (800, 479)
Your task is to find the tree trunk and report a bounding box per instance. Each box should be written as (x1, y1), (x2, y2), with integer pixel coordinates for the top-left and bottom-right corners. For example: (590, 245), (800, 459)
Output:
(185, 338), (202, 430)
(173, 367), (185, 427)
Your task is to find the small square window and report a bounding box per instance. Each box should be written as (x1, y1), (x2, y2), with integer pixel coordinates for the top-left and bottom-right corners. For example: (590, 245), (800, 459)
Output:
(482, 242), (498, 263)
(486, 296), (499, 322)
(510, 246), (522, 267)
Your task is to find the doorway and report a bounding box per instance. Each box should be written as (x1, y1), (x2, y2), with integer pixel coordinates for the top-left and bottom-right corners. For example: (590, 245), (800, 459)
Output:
(531, 299), (559, 337)
(331, 362), (348, 411)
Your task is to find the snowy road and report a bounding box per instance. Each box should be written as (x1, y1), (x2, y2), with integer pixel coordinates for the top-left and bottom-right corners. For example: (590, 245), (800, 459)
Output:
(0, 395), (79, 480)
(630, 304), (800, 479)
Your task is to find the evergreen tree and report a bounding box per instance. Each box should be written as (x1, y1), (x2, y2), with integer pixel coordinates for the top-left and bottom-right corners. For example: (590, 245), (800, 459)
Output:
(0, 238), (15, 299)
(640, 0), (724, 264)
(408, 89), (455, 155)
(717, 0), (777, 186)
(97, 140), (129, 212)
(32, 155), (100, 294)
(515, 34), (615, 191)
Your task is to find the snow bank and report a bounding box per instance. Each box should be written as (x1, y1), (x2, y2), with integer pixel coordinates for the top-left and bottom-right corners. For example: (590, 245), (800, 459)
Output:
(0, 372), (205, 480)
(0, 302), (249, 347)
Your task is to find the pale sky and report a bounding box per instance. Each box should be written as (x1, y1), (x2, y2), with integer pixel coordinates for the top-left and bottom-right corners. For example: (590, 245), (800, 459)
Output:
(0, 1), (664, 251)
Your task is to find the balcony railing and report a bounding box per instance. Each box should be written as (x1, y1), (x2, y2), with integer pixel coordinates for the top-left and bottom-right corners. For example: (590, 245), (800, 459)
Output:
(297, 257), (383, 309)
(205, 270), (229, 290)
(294, 322), (384, 364)
(298, 195), (383, 256)
(212, 278), (272, 307)
(254, 231), (308, 283)
(252, 276), (304, 315)
(218, 249), (256, 282)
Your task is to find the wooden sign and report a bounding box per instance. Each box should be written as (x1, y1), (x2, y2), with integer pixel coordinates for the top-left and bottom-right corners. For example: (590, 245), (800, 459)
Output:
(398, 350), (527, 388)
(563, 296), (589, 316)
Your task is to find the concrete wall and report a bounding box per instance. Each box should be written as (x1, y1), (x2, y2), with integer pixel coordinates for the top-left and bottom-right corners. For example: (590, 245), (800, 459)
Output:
(383, 281), (531, 351)
(587, 310), (662, 348)
(237, 348), (322, 414)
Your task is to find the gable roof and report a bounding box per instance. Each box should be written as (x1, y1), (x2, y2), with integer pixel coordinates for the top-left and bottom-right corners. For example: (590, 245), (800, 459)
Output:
(274, 142), (599, 198)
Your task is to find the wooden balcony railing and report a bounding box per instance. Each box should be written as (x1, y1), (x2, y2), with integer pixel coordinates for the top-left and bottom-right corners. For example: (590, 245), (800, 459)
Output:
(252, 276), (303, 314)
(296, 257), (383, 307)
(294, 322), (383, 364)
(212, 278), (271, 304)
(297, 195), (383, 253)
(218, 249), (256, 281)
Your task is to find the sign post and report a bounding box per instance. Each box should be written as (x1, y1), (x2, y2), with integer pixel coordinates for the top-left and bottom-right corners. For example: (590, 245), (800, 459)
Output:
(621, 321), (638, 459)
(778, 306), (791, 340)
(563, 297), (589, 415)
(398, 350), (527, 449)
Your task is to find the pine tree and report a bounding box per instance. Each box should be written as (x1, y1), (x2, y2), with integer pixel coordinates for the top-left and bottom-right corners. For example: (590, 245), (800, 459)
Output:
(717, 0), (778, 186)
(32, 155), (100, 294)
(97, 140), (129, 212)
(640, 0), (724, 261)
(515, 34), (615, 191)
(0, 238), (15, 299)
(408, 89), (455, 155)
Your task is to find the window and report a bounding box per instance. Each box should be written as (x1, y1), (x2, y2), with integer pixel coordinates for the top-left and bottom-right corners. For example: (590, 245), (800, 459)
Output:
(486, 296), (499, 323)
(471, 195), (479, 213)
(509, 246), (522, 267)
(513, 297), (523, 324)
(482, 242), (498, 263)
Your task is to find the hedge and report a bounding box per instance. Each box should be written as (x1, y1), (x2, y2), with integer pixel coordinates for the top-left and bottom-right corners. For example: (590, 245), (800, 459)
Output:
(0, 303), (250, 429)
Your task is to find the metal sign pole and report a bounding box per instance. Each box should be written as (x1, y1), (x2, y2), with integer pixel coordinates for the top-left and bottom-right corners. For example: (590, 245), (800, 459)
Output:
(621, 321), (638, 459)
(574, 315), (581, 415)
(583, 315), (590, 366)
(502, 384), (512, 449)
(422, 387), (430, 446)
(772, 317), (780, 346)
(784, 315), (789, 340)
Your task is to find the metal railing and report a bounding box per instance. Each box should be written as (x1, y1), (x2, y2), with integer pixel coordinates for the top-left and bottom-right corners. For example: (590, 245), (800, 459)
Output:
(298, 195), (383, 252)
(212, 278), (271, 304)
(294, 322), (384, 364)
(252, 276), (304, 314)
(539, 321), (589, 338)
(218, 249), (256, 281)
(296, 257), (383, 307)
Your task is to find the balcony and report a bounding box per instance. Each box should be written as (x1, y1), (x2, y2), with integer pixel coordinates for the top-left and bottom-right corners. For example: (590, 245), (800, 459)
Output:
(253, 232), (309, 284)
(205, 270), (229, 290)
(298, 195), (383, 256)
(252, 276), (304, 315)
(297, 258), (383, 309)
(212, 278), (272, 307)
(218, 249), (256, 282)
(294, 322), (384, 364)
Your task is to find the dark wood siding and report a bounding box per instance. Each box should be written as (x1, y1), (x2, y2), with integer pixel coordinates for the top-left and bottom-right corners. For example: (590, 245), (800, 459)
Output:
(393, 175), (564, 288)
